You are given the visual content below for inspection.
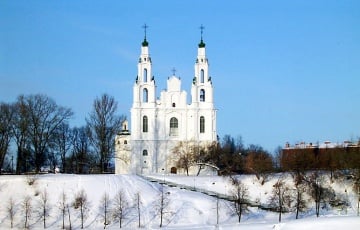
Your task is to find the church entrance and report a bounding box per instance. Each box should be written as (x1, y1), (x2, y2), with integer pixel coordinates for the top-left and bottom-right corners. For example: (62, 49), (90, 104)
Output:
(170, 167), (177, 174)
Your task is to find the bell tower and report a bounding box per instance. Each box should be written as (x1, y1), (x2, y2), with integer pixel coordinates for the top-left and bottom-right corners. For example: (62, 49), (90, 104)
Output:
(115, 120), (131, 174)
(190, 25), (217, 142)
(133, 24), (156, 107)
(191, 25), (214, 105)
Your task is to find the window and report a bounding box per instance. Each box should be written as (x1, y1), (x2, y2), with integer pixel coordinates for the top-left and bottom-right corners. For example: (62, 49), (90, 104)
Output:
(200, 89), (205, 102)
(143, 68), (148, 82)
(200, 69), (204, 83)
(200, 116), (205, 133)
(143, 88), (148, 102)
(170, 117), (178, 136)
(143, 116), (148, 132)
(124, 140), (127, 144)
(172, 103), (176, 107)
(143, 149), (148, 156)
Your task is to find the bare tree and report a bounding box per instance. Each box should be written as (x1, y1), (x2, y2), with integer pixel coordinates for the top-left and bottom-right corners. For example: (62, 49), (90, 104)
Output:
(51, 122), (72, 173)
(73, 189), (90, 229)
(231, 177), (249, 223)
(218, 135), (245, 174)
(269, 178), (291, 223)
(0, 102), (14, 173)
(12, 97), (31, 174)
(99, 192), (111, 228)
(86, 94), (124, 172)
(244, 145), (274, 184)
(112, 189), (129, 228)
(22, 195), (32, 229)
(58, 190), (67, 229)
(7, 197), (16, 228)
(292, 174), (308, 219)
(13, 94), (73, 173)
(201, 141), (220, 168)
(172, 141), (198, 176)
(67, 204), (72, 230)
(310, 172), (323, 217)
(308, 172), (335, 217)
(71, 126), (93, 174)
(134, 192), (142, 228)
(29, 94), (73, 172)
(39, 188), (51, 228)
(157, 185), (171, 228)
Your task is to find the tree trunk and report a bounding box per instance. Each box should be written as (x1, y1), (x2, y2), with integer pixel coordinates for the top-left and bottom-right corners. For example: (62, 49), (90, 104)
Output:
(279, 205), (282, 222)
(62, 208), (65, 229)
(25, 214), (28, 229)
(239, 204), (242, 223)
(81, 205), (84, 229)
(67, 205), (72, 230)
(16, 149), (23, 174)
(296, 191), (300, 219)
(120, 214), (122, 228)
(137, 194), (141, 228)
(43, 206), (46, 228)
(316, 198), (320, 217)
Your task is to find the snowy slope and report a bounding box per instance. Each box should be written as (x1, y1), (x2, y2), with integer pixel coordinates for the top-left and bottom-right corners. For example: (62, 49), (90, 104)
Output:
(0, 174), (359, 229)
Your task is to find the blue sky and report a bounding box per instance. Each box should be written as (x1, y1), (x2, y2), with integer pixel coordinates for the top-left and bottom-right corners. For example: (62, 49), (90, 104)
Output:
(1, 1), (359, 152)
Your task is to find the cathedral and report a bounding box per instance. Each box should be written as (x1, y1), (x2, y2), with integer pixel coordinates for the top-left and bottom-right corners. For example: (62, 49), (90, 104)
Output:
(115, 28), (217, 175)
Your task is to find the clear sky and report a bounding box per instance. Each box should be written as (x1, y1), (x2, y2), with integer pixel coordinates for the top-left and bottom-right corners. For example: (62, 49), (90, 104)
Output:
(1, 1), (359, 152)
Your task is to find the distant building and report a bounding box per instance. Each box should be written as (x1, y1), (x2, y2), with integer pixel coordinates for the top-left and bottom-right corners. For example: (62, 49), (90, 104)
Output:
(281, 140), (360, 171)
(283, 140), (359, 150)
(115, 30), (217, 175)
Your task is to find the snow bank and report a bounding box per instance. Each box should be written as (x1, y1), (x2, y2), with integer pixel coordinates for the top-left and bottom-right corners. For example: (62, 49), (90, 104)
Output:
(0, 174), (359, 229)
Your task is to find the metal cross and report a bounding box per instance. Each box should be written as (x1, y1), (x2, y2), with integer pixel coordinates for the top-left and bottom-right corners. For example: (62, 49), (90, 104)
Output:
(142, 23), (148, 39)
(171, 67), (176, 76)
(199, 24), (205, 40)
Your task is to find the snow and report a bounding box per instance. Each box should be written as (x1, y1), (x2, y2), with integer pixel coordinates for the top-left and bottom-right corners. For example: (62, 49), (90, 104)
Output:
(0, 173), (359, 229)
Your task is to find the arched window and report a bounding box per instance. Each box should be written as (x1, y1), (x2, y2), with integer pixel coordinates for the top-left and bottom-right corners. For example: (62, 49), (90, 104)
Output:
(124, 140), (127, 144)
(143, 149), (148, 156)
(200, 89), (205, 102)
(143, 116), (148, 133)
(143, 68), (148, 82)
(200, 116), (205, 133)
(200, 69), (204, 83)
(143, 88), (148, 102)
(169, 117), (178, 136)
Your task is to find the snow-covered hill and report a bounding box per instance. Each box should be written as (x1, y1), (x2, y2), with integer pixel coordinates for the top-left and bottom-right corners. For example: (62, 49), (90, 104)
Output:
(0, 173), (359, 229)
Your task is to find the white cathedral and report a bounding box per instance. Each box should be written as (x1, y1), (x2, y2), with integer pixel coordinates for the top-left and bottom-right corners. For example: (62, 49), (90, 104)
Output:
(115, 30), (217, 175)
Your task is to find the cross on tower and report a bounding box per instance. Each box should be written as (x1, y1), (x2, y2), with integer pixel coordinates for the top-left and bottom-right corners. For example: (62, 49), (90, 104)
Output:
(142, 23), (149, 39)
(171, 67), (176, 76)
(199, 24), (205, 40)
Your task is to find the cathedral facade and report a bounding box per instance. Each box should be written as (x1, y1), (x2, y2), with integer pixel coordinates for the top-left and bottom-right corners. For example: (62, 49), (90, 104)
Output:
(115, 33), (217, 175)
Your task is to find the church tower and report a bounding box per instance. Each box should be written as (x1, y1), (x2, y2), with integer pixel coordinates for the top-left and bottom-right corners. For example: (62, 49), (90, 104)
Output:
(130, 24), (158, 174)
(132, 24), (156, 108)
(115, 120), (131, 174)
(191, 25), (217, 142)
